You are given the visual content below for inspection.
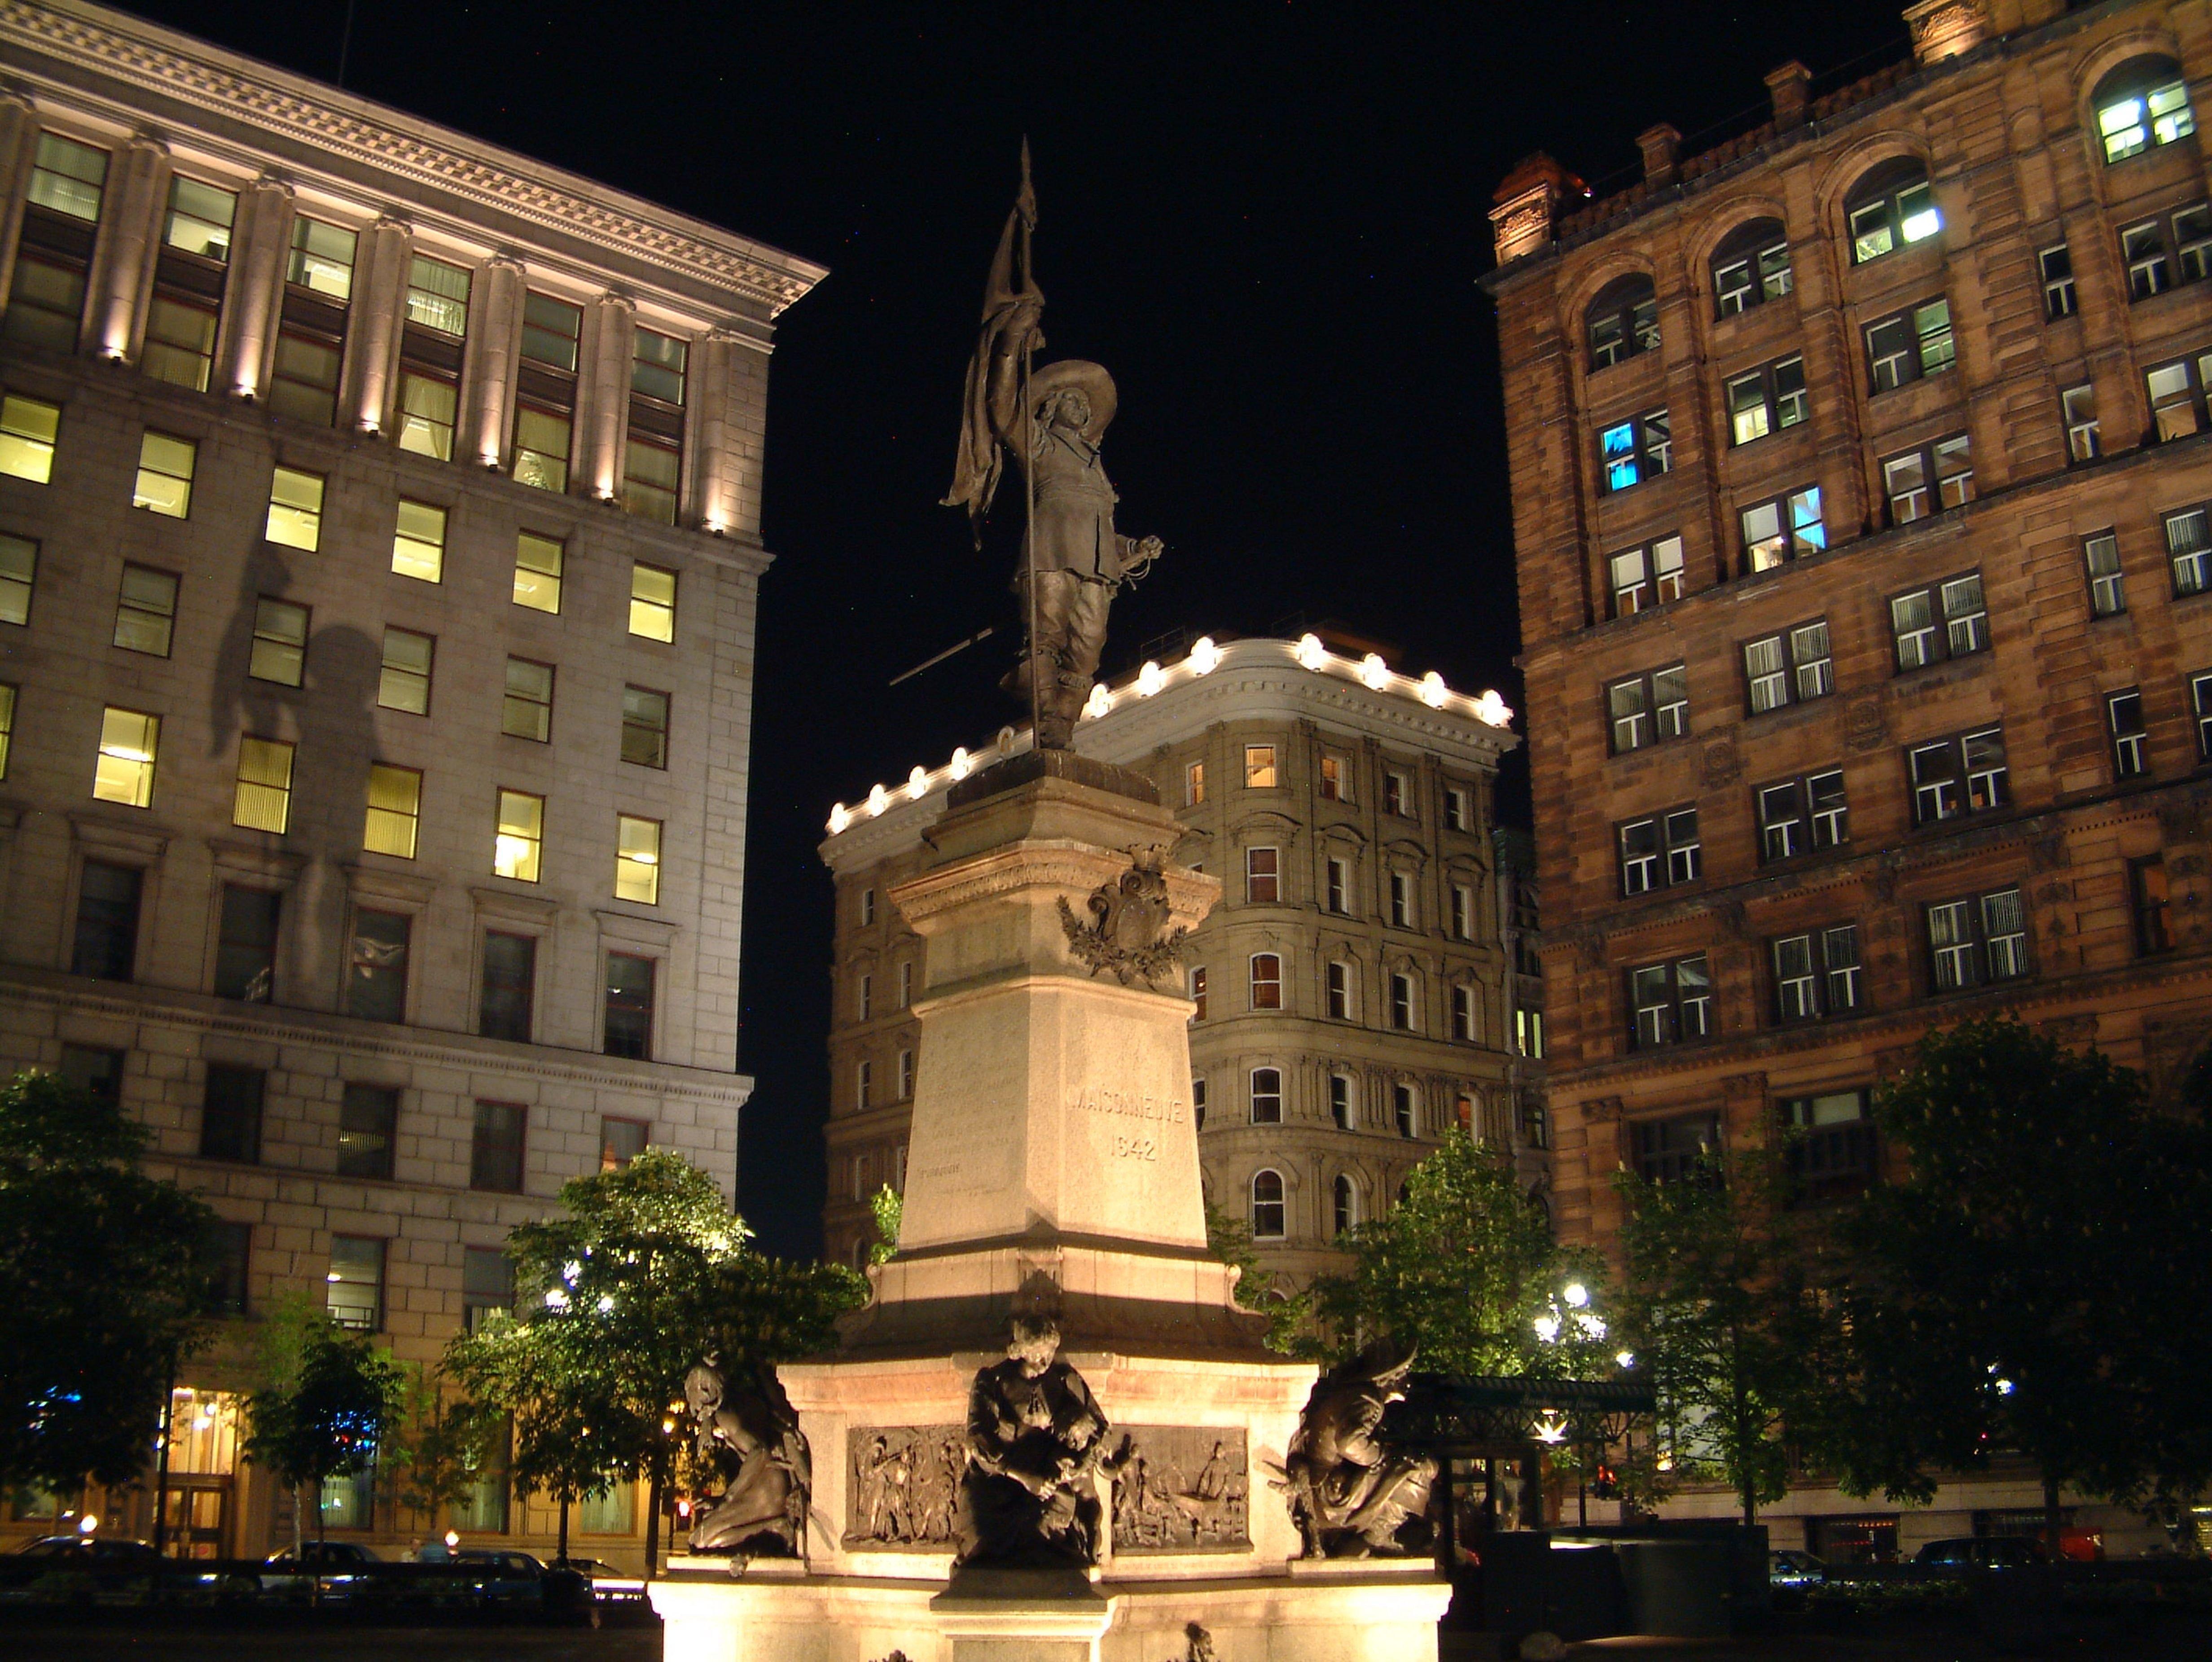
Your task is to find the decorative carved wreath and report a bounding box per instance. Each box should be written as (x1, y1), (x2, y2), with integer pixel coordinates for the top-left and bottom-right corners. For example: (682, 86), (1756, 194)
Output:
(1057, 846), (1189, 987)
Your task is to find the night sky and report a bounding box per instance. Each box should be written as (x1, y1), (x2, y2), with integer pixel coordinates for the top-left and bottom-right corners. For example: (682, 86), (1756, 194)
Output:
(121, 0), (1913, 1257)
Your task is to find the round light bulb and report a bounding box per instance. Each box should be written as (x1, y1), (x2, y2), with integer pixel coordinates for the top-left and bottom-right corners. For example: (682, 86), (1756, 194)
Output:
(906, 766), (929, 800)
(1189, 636), (1221, 675)
(1137, 660), (1165, 697)
(1360, 653), (1389, 690)
(1295, 633), (1326, 671)
(1563, 1282), (1589, 1307)
(1420, 671), (1448, 708)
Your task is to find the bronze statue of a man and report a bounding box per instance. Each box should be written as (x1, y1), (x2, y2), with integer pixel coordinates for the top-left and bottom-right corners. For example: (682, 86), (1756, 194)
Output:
(945, 152), (1161, 750)
(956, 1316), (1126, 1568)
(1282, 1342), (1438, 1559)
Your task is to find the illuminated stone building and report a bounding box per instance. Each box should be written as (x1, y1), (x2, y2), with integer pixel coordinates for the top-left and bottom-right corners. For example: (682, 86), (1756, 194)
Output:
(818, 632), (1540, 1289)
(0, 0), (821, 1560)
(1483, 0), (2204, 1553)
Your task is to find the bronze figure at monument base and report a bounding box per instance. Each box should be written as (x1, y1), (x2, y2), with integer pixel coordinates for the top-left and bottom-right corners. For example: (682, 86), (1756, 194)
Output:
(1280, 1343), (1438, 1559)
(684, 1361), (811, 1558)
(956, 1317), (1127, 1570)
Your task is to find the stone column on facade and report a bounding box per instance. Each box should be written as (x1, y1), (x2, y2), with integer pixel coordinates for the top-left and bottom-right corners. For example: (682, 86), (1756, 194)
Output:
(0, 88), (38, 323)
(468, 254), (525, 469)
(88, 131), (167, 362)
(693, 325), (746, 533)
(345, 215), (413, 436)
(219, 173), (292, 401)
(580, 289), (634, 502)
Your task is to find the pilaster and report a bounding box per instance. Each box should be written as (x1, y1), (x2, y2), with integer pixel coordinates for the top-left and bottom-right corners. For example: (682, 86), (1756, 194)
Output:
(220, 172), (292, 401)
(88, 131), (167, 361)
(346, 214), (413, 435)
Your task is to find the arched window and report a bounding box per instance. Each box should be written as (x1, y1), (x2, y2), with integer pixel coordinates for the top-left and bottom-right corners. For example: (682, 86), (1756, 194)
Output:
(2094, 56), (2194, 163)
(1585, 274), (1659, 370)
(1710, 218), (1791, 317)
(1251, 1169), (1286, 1239)
(1845, 159), (1940, 264)
(1250, 952), (1283, 1010)
(1250, 1067), (1282, 1125)
(1332, 1174), (1359, 1237)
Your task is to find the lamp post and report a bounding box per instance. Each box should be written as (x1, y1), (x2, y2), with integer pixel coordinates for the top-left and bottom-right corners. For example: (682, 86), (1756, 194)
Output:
(1530, 1280), (1636, 1528)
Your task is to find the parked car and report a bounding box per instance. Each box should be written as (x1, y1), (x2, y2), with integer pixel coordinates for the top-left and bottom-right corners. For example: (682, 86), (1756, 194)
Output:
(553, 1555), (647, 1602)
(1769, 1549), (1827, 1587)
(452, 1548), (551, 1604)
(1914, 1536), (2048, 1568)
(13, 1535), (157, 1560)
(263, 1540), (379, 1601)
(0, 1535), (159, 1602)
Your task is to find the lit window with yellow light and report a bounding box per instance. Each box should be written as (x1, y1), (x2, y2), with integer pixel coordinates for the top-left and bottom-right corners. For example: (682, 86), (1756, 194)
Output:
(0, 533), (38, 625)
(265, 466), (324, 551)
(0, 682), (15, 779)
(494, 789), (544, 882)
(232, 736), (294, 834)
(615, 815), (661, 905)
(629, 562), (676, 641)
(377, 627), (433, 715)
(513, 531), (563, 613)
(364, 764), (421, 859)
(391, 499), (446, 583)
(0, 394), (61, 484)
(133, 431), (196, 517)
(93, 706), (159, 807)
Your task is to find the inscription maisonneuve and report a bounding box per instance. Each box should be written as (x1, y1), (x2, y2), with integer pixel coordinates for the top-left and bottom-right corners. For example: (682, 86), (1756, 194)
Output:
(1067, 1084), (1185, 1160)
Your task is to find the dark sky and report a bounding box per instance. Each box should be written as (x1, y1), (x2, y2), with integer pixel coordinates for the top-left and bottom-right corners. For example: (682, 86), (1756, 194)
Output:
(122, 0), (1913, 1256)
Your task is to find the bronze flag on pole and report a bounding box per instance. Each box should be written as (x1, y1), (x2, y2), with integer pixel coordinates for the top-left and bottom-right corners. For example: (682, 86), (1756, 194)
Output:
(943, 141), (1043, 545)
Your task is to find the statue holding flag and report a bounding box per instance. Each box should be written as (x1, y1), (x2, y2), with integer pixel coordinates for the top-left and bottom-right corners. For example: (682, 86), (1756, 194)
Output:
(944, 147), (1162, 750)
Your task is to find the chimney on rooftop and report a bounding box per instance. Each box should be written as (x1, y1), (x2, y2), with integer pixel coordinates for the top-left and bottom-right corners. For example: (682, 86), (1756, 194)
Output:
(1765, 61), (1812, 130)
(1904, 0), (1990, 64)
(1637, 124), (1682, 188)
(1488, 153), (1584, 265)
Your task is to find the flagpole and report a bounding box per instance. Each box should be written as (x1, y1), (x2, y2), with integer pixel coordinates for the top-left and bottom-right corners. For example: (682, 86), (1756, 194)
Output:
(1018, 148), (1043, 747)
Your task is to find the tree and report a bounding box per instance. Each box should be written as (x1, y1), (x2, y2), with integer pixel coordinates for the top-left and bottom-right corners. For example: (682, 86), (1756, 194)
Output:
(0, 1070), (223, 1493)
(867, 1184), (901, 1267)
(1613, 1149), (1832, 1526)
(445, 1150), (865, 1577)
(382, 1365), (502, 1535)
(1820, 1017), (2212, 1555)
(1302, 1131), (1604, 1374)
(244, 1297), (404, 1550)
(1203, 1200), (1307, 1353)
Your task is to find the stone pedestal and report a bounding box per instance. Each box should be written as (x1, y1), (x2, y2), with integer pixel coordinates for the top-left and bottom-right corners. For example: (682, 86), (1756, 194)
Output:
(653, 764), (1448, 1659)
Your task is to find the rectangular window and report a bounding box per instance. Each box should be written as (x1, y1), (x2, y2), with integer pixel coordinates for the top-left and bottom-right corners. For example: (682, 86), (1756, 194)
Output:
(856, 1060), (873, 1111)
(1927, 885), (2029, 990)
(1444, 786), (1469, 831)
(2039, 244), (2076, 319)
(1390, 870), (1413, 927)
(1890, 572), (1987, 671)
(210, 1221), (251, 1317)
(142, 176), (234, 391)
(1725, 355), (1807, 444)
(57, 1049), (122, 1116)
(600, 1118), (649, 1173)
(376, 626), (433, 714)
(1865, 299), (1952, 393)
(1608, 533), (1685, 616)
(1598, 407), (1672, 489)
(1781, 1090), (1876, 1202)
(629, 562), (676, 641)
(1772, 924), (1861, 1021)
(898, 961), (913, 1007)
(0, 681), (13, 779)
(213, 885), (280, 1002)
(1743, 619), (1833, 715)
(2108, 688), (2149, 778)
(1881, 434), (1972, 525)
(2181, 203), (2212, 284)
(1184, 760), (1205, 804)
(2061, 384), (2101, 463)
(391, 500), (446, 583)
(364, 764), (421, 859)
(93, 707), (159, 807)
(1250, 1068), (1282, 1125)
(462, 1247), (514, 1331)
(513, 293), (582, 492)
(1757, 770), (1847, 862)
(2084, 531), (2125, 617)
(604, 953), (656, 1058)
(1607, 663), (1689, 753)
(337, 1084), (399, 1181)
(1384, 771), (1410, 816)
(494, 789), (544, 882)
(397, 256), (470, 459)
(1390, 972), (1416, 1030)
(133, 432), (195, 517)
(1630, 955), (1712, 1048)
(470, 1101), (526, 1193)
(1251, 952), (1283, 1010)
(0, 395), (59, 484)
(1189, 965), (1207, 1021)
(1618, 806), (1701, 895)
(72, 860), (141, 980)
(1318, 751), (1346, 801)
(0, 533), (34, 624)
(2193, 671), (2212, 761)
(624, 327), (688, 524)
(2125, 218), (2175, 300)
(1452, 983), (1478, 1041)
(264, 467), (324, 551)
(478, 931), (537, 1042)
(620, 685), (670, 767)
(346, 909), (411, 1022)
(1452, 884), (1475, 940)
(898, 1048), (915, 1099)
(1909, 726), (2008, 825)
(6, 135), (106, 352)
(113, 564), (178, 656)
(249, 598), (308, 686)
(1245, 845), (1280, 903)
(2132, 855), (2175, 955)
(512, 531), (565, 614)
(270, 217), (354, 425)
(1329, 1073), (1353, 1130)
(1327, 960), (1353, 1020)
(325, 1237), (384, 1331)
(199, 1064), (264, 1164)
(616, 815), (662, 904)
(2167, 505), (2212, 596)
(1394, 1083), (1418, 1139)
(500, 658), (553, 742)
(1243, 744), (1277, 787)
(231, 736), (294, 834)
(1739, 485), (1825, 573)
(857, 973), (873, 1021)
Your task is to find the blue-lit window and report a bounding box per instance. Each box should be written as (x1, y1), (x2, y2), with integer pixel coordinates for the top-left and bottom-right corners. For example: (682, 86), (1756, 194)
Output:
(2095, 57), (2194, 165)
(1600, 408), (1671, 492)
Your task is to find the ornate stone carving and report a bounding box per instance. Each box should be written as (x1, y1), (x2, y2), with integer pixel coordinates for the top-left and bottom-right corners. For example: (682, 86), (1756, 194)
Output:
(843, 1425), (965, 1548)
(1699, 736), (1742, 790)
(683, 1361), (809, 1557)
(2030, 832), (2071, 872)
(1843, 690), (1888, 752)
(1058, 849), (1189, 986)
(957, 1317), (1127, 1569)
(1281, 1344), (1436, 1559)
(1110, 1427), (1250, 1552)
(1581, 1096), (1622, 1125)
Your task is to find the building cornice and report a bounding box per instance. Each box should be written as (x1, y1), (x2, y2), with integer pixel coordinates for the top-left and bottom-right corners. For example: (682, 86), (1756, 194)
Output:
(0, 0), (828, 320)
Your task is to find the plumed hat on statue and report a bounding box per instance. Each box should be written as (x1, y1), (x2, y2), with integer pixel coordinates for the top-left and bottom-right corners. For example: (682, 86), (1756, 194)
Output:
(1027, 359), (1116, 441)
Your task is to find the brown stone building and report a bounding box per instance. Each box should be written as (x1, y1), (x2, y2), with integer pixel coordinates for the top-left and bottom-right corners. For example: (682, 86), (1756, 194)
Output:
(1485, 0), (2209, 1552)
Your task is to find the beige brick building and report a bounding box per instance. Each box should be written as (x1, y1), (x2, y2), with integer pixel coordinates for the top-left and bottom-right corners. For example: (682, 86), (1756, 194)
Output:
(1483, 0), (2206, 1555)
(817, 632), (1541, 1289)
(0, 1), (821, 1561)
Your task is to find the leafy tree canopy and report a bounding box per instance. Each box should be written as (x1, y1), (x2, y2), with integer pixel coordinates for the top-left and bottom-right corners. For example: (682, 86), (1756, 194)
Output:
(244, 1296), (404, 1545)
(0, 1070), (222, 1491)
